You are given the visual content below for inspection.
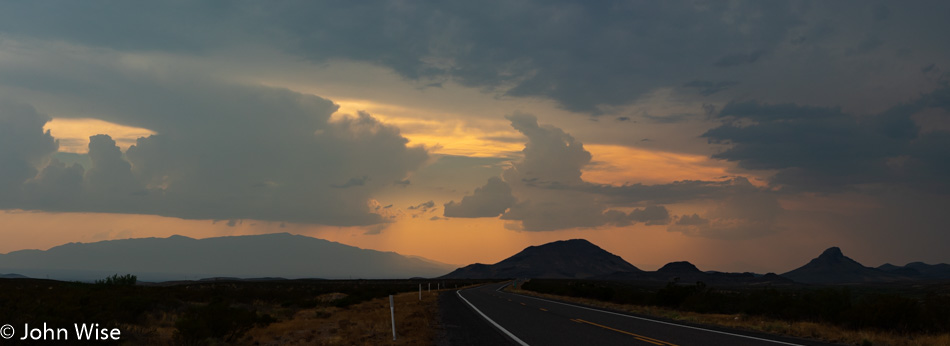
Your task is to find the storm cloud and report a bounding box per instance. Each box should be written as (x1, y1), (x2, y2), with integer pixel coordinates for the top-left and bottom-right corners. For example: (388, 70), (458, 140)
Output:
(2, 1), (946, 115)
(0, 48), (428, 226)
(445, 114), (765, 232)
(704, 86), (950, 193)
(0, 100), (58, 203)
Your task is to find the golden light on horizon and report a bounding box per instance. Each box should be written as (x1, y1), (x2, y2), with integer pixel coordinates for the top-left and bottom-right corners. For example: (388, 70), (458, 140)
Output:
(333, 98), (525, 158)
(44, 118), (156, 153)
(581, 144), (738, 185)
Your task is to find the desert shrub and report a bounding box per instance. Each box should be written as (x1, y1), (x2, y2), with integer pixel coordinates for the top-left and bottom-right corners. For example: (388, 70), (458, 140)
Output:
(845, 293), (921, 332)
(174, 301), (275, 343)
(95, 273), (137, 286)
(521, 279), (950, 335)
(655, 281), (707, 308)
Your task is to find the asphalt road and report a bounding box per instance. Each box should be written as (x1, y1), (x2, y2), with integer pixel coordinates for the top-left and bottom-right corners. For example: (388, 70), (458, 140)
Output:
(453, 282), (835, 346)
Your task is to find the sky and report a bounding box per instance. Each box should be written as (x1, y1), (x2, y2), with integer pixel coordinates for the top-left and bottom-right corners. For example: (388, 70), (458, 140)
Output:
(1, 1), (948, 273)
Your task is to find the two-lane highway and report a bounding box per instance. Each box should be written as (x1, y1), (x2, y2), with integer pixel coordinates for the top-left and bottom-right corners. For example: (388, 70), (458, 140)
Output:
(455, 282), (833, 346)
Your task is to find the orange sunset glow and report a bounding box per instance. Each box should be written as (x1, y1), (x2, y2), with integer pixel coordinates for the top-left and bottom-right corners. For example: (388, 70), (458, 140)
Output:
(2, 1), (949, 279)
(4, 4), (950, 345)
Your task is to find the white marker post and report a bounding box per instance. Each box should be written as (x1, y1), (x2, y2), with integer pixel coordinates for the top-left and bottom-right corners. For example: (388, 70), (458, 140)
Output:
(428, 283), (431, 292)
(419, 283), (422, 300)
(389, 295), (396, 341)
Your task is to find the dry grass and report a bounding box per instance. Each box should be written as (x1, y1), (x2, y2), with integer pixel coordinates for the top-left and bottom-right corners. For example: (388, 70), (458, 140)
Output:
(507, 286), (950, 346)
(240, 289), (443, 345)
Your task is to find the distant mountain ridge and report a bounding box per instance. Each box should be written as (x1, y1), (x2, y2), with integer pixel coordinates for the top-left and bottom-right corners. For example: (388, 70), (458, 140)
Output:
(441, 239), (789, 285)
(0, 233), (455, 281)
(598, 261), (792, 285)
(877, 262), (950, 280)
(657, 261), (702, 274)
(781, 247), (925, 284)
(441, 239), (640, 279)
(441, 240), (949, 285)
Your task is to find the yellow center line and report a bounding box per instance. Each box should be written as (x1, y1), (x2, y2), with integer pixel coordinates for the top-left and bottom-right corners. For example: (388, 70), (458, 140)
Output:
(539, 308), (548, 311)
(570, 319), (678, 346)
(520, 302), (526, 306)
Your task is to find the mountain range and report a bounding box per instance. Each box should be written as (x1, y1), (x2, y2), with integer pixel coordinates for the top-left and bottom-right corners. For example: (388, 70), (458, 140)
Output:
(2, 234), (948, 285)
(0, 233), (455, 281)
(780, 247), (906, 284)
(780, 247), (950, 284)
(441, 240), (950, 285)
(441, 239), (789, 285)
(877, 262), (950, 280)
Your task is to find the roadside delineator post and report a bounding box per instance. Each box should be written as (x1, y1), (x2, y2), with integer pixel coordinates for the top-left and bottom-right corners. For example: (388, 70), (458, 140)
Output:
(419, 283), (422, 300)
(390, 295), (396, 341)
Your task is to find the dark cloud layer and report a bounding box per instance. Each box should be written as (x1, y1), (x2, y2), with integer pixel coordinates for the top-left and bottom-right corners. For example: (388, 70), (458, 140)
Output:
(704, 86), (950, 192)
(0, 0), (948, 251)
(3, 1), (946, 114)
(667, 183), (785, 239)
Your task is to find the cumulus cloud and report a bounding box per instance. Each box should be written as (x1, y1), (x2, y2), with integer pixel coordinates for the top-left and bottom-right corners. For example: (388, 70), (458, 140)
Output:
(443, 177), (514, 218)
(504, 113), (591, 185)
(0, 46), (428, 227)
(22, 158), (84, 210)
(84, 135), (144, 209)
(0, 100), (58, 203)
(446, 114), (685, 231)
(407, 200), (438, 218)
(496, 113), (611, 230)
(408, 201), (435, 210)
(578, 179), (746, 206)
(442, 114), (787, 234)
(604, 205), (672, 227)
(628, 205), (672, 225)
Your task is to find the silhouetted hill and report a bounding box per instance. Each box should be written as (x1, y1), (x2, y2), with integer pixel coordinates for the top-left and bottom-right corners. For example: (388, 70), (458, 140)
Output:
(877, 263), (901, 271)
(600, 261), (793, 286)
(657, 261), (702, 274)
(782, 247), (908, 284)
(0, 233), (455, 281)
(0, 273), (28, 279)
(876, 263), (922, 277)
(906, 262), (950, 279)
(878, 262), (950, 280)
(441, 239), (640, 279)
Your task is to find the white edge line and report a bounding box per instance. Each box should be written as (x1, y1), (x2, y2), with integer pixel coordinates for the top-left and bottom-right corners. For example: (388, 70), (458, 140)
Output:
(502, 283), (804, 346)
(457, 286), (530, 346)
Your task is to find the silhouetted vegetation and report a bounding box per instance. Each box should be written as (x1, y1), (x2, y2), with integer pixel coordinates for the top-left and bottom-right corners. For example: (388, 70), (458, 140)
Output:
(174, 301), (276, 342)
(95, 273), (137, 286)
(522, 279), (950, 335)
(0, 278), (492, 345)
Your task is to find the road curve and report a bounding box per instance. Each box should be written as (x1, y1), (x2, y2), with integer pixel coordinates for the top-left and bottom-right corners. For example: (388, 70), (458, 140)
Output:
(454, 282), (835, 346)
